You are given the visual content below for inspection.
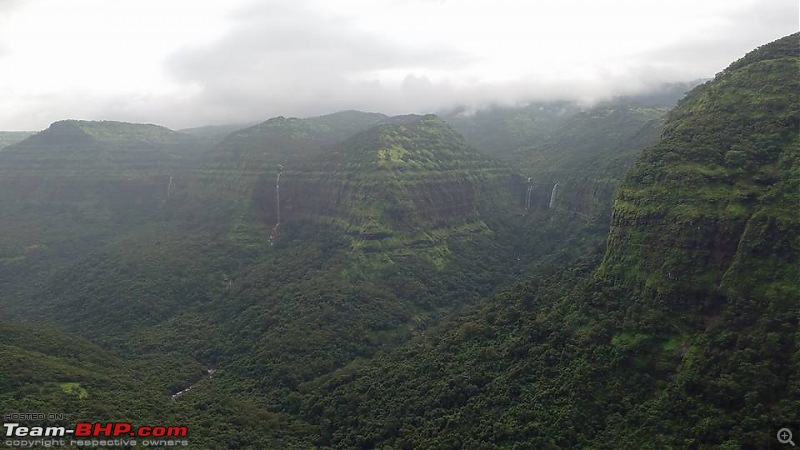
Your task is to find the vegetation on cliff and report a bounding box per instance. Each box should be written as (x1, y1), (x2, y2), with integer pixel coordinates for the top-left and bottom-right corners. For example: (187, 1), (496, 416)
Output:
(0, 33), (796, 449)
(306, 33), (800, 449)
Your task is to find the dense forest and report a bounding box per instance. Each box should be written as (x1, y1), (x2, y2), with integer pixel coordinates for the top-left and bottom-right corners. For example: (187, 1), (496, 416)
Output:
(0, 33), (797, 449)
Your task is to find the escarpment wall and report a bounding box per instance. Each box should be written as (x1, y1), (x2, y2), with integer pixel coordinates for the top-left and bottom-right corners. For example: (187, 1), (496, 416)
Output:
(598, 33), (799, 303)
(251, 168), (516, 232)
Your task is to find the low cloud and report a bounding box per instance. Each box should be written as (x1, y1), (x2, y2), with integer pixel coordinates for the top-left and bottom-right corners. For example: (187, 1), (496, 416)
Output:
(163, 0), (470, 125)
(157, 0), (798, 128)
(0, 0), (20, 57)
(1, 0), (797, 130)
(633, 0), (799, 79)
(0, 0), (20, 13)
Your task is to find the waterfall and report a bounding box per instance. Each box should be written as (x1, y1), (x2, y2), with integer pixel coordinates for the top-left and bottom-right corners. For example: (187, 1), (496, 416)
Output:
(524, 177), (532, 213)
(167, 175), (173, 199)
(275, 170), (281, 225)
(269, 166), (283, 246)
(549, 182), (558, 209)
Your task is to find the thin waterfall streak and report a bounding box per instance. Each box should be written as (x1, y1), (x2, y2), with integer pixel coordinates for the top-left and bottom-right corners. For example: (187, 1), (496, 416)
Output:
(269, 167), (283, 246)
(276, 171), (281, 225)
(525, 185), (532, 212)
(549, 182), (559, 209)
(167, 175), (173, 199)
(524, 177), (532, 213)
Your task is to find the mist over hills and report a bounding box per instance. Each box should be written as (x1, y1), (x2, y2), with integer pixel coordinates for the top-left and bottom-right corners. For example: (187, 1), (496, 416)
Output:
(0, 33), (797, 449)
(0, 132), (34, 151)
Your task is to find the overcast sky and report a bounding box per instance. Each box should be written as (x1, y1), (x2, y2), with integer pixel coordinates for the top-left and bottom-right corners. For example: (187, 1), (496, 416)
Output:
(0, 0), (796, 130)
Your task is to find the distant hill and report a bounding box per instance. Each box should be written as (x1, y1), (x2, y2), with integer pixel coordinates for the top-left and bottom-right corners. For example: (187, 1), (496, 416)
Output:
(442, 101), (581, 159)
(263, 114), (512, 242)
(520, 103), (668, 219)
(179, 123), (251, 143)
(0, 120), (211, 323)
(0, 131), (35, 151)
(212, 110), (388, 164)
(195, 110), (388, 206)
(185, 113), (521, 258)
(0, 119), (209, 229)
(443, 83), (697, 220)
(442, 82), (695, 162)
(0, 120), (201, 176)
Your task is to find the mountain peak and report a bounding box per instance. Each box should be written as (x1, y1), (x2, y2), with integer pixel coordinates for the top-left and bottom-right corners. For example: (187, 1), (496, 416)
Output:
(0, 119), (196, 180)
(23, 120), (183, 149)
(333, 114), (482, 169)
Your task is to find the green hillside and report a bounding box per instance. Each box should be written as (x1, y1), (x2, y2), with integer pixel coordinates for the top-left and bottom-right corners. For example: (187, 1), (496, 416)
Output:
(0, 120), (206, 212)
(0, 34), (795, 449)
(186, 110), (390, 227)
(0, 110), (602, 447)
(0, 120), (201, 175)
(306, 33), (800, 449)
(273, 115), (511, 242)
(0, 121), (212, 321)
(524, 104), (667, 181)
(208, 110), (387, 181)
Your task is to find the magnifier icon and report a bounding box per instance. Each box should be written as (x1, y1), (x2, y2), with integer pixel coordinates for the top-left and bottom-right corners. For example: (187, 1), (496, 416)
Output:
(778, 428), (795, 446)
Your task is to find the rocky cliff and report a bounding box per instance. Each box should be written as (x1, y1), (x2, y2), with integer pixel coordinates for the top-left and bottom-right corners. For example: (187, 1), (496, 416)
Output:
(600, 33), (799, 304)
(199, 113), (517, 253)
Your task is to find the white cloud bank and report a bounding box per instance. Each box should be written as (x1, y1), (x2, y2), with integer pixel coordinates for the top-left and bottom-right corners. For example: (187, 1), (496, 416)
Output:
(0, 0), (797, 130)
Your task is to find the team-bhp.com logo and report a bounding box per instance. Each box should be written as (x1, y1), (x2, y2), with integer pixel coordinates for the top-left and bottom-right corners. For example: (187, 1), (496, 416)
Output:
(4, 422), (187, 438)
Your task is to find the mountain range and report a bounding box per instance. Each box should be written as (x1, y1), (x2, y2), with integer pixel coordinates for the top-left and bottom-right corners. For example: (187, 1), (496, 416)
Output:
(0, 33), (796, 449)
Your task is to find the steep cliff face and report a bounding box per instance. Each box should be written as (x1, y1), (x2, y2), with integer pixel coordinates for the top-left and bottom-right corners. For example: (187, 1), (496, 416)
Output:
(249, 115), (514, 246)
(600, 33), (799, 302)
(201, 111), (387, 201)
(307, 34), (799, 450)
(522, 104), (669, 219)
